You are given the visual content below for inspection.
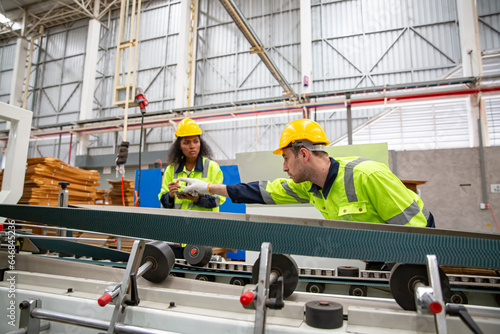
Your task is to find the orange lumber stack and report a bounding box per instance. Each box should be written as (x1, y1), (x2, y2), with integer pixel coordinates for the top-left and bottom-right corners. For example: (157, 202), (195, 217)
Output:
(95, 189), (110, 205)
(2, 157), (100, 206)
(107, 179), (135, 206)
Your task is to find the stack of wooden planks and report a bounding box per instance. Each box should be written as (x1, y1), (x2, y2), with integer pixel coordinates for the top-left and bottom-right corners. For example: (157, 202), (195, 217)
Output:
(107, 179), (135, 206)
(0, 157), (100, 206)
(95, 189), (110, 205)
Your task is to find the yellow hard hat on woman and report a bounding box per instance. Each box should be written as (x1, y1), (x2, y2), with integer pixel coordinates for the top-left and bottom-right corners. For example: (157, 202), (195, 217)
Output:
(273, 119), (330, 155)
(175, 118), (202, 137)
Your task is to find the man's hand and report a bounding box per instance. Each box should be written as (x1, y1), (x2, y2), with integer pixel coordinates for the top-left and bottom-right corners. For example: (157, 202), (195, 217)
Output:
(178, 177), (210, 195)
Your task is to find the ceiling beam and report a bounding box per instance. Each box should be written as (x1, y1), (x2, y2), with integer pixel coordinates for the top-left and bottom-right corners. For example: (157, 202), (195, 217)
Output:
(219, 0), (300, 102)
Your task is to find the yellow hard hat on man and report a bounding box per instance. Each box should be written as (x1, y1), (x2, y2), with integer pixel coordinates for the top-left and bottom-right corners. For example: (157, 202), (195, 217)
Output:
(273, 119), (331, 155)
(175, 118), (202, 137)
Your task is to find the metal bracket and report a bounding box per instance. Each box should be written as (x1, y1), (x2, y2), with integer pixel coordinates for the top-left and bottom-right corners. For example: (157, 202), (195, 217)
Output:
(414, 255), (448, 333)
(107, 239), (146, 333)
(253, 242), (273, 334)
(19, 299), (41, 334)
(426, 255), (447, 333)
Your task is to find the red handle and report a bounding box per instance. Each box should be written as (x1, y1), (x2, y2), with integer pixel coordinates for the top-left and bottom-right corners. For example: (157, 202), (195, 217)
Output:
(240, 290), (255, 306)
(98, 293), (113, 307)
(429, 301), (443, 314)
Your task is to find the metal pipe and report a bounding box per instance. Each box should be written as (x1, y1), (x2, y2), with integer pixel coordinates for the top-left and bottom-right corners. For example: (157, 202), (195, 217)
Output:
(477, 118), (489, 206)
(6, 322), (50, 334)
(254, 242), (272, 334)
(137, 260), (153, 277)
(68, 127), (73, 164)
(32, 308), (108, 330)
(13, 234), (117, 242)
(31, 308), (179, 334)
(137, 110), (145, 207)
(346, 93), (352, 145)
(12, 222), (156, 242)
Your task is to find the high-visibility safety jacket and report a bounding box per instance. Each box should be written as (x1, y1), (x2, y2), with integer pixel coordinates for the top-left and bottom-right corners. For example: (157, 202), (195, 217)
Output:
(227, 157), (431, 227)
(158, 155), (225, 211)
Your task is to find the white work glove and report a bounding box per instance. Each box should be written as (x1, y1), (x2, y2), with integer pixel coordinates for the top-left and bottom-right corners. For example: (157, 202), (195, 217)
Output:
(178, 177), (210, 195)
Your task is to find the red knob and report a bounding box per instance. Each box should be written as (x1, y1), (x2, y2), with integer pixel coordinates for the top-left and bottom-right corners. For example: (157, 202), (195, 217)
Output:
(429, 301), (443, 314)
(240, 291), (255, 306)
(98, 293), (113, 307)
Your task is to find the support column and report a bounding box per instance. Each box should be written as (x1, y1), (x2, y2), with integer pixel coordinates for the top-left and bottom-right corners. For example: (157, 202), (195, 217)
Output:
(300, 0), (313, 100)
(457, 0), (482, 78)
(77, 1), (101, 157)
(9, 11), (28, 108)
(457, 0), (485, 147)
(9, 38), (29, 108)
(175, 0), (198, 108)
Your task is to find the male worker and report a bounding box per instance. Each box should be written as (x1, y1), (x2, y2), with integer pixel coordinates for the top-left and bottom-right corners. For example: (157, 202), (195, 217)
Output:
(180, 118), (435, 228)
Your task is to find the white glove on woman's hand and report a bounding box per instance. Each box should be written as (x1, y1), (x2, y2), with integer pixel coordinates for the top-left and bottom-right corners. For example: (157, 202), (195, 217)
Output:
(178, 177), (210, 195)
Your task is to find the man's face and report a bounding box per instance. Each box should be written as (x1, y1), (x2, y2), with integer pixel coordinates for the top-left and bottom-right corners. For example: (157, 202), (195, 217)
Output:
(282, 147), (308, 183)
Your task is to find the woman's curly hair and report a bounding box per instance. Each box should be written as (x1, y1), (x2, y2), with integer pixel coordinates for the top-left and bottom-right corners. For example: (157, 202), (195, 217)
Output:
(166, 136), (214, 166)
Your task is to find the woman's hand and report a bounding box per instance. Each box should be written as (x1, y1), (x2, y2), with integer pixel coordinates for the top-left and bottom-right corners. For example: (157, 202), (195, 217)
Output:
(176, 193), (200, 203)
(168, 180), (180, 198)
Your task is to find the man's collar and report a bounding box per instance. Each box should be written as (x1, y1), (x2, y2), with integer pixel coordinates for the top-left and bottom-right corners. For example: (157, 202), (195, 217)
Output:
(308, 157), (339, 198)
(175, 155), (204, 173)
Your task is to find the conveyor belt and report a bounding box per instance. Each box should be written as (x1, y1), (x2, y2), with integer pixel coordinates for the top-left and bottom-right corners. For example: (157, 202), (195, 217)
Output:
(0, 204), (499, 268)
(16, 231), (130, 262)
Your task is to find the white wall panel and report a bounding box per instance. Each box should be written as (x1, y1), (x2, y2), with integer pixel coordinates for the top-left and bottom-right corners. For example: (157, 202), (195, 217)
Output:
(407, 0), (457, 25)
(165, 35), (178, 64)
(0, 40), (17, 101)
(0, 42), (16, 70)
(59, 83), (82, 112)
(62, 56), (85, 83)
(0, 71), (12, 96)
(41, 60), (63, 87)
(138, 39), (167, 70)
(65, 27), (87, 56)
(334, 100), (471, 150)
(486, 96), (500, 146)
(43, 32), (66, 61)
(140, 5), (170, 40)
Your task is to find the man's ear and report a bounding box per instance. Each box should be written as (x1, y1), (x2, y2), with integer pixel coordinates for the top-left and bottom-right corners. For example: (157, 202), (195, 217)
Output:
(300, 147), (310, 161)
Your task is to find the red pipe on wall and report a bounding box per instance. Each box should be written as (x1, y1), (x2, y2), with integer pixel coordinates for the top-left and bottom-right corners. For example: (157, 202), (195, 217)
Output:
(68, 127), (73, 165)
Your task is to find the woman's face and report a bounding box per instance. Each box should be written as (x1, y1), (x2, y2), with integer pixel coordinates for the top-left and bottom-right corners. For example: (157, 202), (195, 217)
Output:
(180, 136), (201, 160)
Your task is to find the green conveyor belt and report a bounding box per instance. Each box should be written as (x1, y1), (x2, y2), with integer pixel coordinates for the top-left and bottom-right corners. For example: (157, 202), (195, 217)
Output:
(0, 204), (499, 268)
(17, 231), (130, 262)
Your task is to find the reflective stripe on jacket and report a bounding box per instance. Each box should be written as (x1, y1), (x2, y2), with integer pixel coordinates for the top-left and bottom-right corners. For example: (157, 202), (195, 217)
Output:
(259, 157), (429, 227)
(158, 156), (225, 212)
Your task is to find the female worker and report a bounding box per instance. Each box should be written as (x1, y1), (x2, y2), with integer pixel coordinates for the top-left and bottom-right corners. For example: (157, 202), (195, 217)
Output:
(158, 118), (225, 211)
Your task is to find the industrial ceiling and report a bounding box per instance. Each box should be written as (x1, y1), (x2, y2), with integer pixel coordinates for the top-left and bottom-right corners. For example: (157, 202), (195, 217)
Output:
(0, 0), (121, 40)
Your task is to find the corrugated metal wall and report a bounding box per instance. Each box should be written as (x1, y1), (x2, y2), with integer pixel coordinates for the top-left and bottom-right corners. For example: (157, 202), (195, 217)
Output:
(312, 0), (460, 90)
(0, 0), (499, 163)
(478, 0), (500, 50)
(196, 0), (301, 104)
(486, 96), (500, 146)
(0, 38), (17, 107)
